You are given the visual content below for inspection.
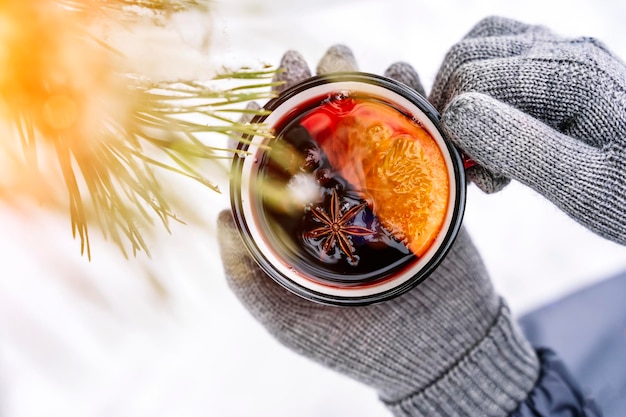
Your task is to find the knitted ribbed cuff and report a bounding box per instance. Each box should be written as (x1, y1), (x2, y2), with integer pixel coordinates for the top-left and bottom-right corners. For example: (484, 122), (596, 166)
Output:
(382, 301), (539, 417)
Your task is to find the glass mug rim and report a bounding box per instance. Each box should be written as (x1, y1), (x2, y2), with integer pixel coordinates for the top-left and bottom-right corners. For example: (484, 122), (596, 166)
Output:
(230, 72), (466, 306)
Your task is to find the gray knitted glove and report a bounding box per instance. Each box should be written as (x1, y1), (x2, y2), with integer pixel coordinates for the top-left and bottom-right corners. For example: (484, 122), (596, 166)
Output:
(430, 16), (626, 245)
(218, 46), (539, 417)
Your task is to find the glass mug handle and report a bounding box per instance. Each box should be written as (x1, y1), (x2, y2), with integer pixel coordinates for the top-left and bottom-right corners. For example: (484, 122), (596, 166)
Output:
(461, 153), (477, 170)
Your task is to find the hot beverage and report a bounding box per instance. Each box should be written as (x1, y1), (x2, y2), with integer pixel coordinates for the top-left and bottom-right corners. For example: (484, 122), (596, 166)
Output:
(231, 73), (465, 305)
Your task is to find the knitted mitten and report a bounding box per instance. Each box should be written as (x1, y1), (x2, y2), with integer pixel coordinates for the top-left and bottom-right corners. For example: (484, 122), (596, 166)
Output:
(430, 16), (626, 245)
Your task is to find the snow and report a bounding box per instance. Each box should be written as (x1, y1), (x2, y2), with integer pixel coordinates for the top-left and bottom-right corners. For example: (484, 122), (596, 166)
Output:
(2, 1), (626, 416)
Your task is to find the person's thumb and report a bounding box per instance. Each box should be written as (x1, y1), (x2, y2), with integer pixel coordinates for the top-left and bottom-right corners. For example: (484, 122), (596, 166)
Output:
(216, 210), (313, 324)
(216, 211), (261, 292)
(441, 92), (624, 242)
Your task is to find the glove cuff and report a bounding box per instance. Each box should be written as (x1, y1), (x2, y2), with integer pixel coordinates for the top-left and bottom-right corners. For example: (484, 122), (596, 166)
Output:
(382, 301), (539, 417)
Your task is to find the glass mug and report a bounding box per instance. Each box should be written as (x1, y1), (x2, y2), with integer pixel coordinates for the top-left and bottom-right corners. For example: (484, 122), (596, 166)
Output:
(230, 73), (466, 306)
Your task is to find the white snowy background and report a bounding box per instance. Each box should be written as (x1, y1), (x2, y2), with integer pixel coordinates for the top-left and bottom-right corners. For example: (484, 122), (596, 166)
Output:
(2, 1), (626, 416)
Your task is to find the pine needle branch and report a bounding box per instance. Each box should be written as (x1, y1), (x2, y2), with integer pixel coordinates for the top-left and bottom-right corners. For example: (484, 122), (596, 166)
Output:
(0, 0), (278, 257)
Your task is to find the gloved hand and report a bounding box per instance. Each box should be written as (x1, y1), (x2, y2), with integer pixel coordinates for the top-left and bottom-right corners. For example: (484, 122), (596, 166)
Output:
(218, 46), (539, 417)
(430, 16), (626, 245)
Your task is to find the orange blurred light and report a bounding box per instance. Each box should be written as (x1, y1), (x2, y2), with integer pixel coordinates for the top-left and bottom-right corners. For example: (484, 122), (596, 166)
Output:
(0, 0), (128, 154)
(0, 0), (131, 255)
(43, 95), (79, 130)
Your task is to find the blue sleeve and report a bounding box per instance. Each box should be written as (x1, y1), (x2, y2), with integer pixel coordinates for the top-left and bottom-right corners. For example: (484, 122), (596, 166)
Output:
(511, 348), (603, 417)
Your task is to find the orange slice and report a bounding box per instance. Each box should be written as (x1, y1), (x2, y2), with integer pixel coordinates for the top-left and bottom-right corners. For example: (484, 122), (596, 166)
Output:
(319, 100), (449, 257)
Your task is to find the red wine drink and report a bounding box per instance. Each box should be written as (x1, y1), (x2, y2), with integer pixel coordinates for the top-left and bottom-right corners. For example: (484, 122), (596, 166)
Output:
(231, 73), (465, 305)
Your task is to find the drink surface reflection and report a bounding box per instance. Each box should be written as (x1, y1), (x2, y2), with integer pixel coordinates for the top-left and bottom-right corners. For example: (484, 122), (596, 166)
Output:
(257, 94), (449, 287)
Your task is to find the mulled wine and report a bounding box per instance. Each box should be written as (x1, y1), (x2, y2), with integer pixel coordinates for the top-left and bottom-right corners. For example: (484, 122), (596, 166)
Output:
(231, 73), (465, 305)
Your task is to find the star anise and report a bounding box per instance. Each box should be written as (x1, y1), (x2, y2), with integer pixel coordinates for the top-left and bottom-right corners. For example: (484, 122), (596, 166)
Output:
(305, 189), (374, 262)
